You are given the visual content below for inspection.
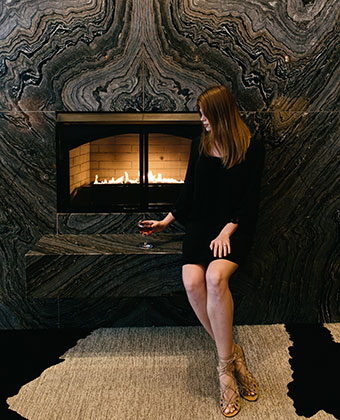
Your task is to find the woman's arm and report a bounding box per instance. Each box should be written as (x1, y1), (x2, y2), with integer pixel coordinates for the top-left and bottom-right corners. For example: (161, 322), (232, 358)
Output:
(230, 138), (265, 232)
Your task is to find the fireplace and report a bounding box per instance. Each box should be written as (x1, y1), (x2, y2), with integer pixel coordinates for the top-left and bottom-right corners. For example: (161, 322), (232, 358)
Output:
(57, 113), (202, 212)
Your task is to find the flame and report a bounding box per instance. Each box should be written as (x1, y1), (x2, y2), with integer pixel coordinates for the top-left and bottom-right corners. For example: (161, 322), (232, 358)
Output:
(94, 172), (138, 184)
(94, 171), (183, 184)
(148, 171), (183, 184)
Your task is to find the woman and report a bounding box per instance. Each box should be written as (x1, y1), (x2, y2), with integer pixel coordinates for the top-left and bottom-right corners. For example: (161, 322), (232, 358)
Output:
(141, 85), (265, 417)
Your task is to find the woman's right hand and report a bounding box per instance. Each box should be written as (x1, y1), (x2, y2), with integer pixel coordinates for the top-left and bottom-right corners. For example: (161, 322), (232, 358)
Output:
(139, 220), (167, 235)
(140, 212), (175, 235)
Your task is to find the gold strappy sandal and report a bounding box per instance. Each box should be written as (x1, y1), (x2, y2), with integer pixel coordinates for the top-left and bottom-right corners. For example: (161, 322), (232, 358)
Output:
(217, 355), (241, 417)
(233, 343), (259, 401)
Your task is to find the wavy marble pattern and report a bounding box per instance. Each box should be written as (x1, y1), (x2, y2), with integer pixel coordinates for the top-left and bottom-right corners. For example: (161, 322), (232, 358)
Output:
(27, 233), (183, 256)
(0, 0), (339, 328)
(244, 111), (340, 323)
(0, 0), (338, 112)
(57, 212), (185, 234)
(0, 111), (57, 327)
(186, 0), (338, 55)
(0, 111), (56, 287)
(0, 0), (144, 111)
(0, 112), (56, 231)
(26, 233), (184, 298)
(147, 0), (340, 111)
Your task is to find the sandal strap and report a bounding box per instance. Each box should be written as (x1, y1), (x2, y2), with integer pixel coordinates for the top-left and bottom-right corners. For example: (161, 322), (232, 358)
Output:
(217, 354), (236, 377)
(217, 355), (241, 416)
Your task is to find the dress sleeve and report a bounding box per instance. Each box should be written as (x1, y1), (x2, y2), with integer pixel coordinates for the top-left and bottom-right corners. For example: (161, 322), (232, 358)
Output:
(171, 138), (199, 225)
(231, 138), (265, 232)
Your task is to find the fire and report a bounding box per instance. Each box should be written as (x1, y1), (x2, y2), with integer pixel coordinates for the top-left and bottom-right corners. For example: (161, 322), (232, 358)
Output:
(94, 172), (138, 184)
(148, 171), (183, 184)
(94, 171), (183, 184)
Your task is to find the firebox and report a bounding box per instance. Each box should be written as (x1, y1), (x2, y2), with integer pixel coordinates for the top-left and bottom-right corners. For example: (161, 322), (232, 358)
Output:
(56, 113), (202, 213)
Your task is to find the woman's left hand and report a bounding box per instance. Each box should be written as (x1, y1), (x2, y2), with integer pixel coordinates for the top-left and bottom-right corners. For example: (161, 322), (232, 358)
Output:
(210, 222), (238, 258)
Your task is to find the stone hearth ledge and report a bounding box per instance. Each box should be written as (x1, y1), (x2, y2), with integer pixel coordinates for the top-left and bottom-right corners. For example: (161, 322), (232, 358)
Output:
(26, 234), (185, 299)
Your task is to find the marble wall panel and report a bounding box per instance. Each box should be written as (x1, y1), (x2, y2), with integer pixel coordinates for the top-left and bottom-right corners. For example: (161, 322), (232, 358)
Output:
(235, 110), (340, 323)
(0, 0), (339, 328)
(1, 1), (338, 112)
(0, 112), (56, 231)
(143, 0), (340, 112)
(0, 111), (58, 328)
(0, 0), (144, 111)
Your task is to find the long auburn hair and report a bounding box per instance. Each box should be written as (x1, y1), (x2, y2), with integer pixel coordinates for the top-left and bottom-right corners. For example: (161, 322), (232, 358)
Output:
(197, 85), (251, 168)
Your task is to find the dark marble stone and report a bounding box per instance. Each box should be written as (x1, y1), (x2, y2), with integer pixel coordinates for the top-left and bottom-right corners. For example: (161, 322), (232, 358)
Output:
(24, 299), (59, 329)
(0, 112), (56, 231)
(0, 0), (144, 112)
(232, 111), (340, 324)
(57, 212), (185, 234)
(0, 111), (57, 328)
(27, 233), (183, 256)
(26, 233), (184, 298)
(143, 0), (340, 112)
(0, 303), (23, 330)
(0, 0), (338, 113)
(58, 295), (198, 329)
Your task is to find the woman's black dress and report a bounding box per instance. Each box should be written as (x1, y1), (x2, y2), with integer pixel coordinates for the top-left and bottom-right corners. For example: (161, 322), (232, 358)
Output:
(172, 137), (265, 266)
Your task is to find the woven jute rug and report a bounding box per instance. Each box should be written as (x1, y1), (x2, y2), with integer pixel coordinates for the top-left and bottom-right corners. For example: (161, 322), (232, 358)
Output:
(7, 324), (339, 420)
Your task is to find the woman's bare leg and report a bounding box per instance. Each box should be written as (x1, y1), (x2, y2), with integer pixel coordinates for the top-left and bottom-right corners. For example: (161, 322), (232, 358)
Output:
(182, 264), (214, 339)
(206, 259), (239, 415)
(205, 259), (238, 357)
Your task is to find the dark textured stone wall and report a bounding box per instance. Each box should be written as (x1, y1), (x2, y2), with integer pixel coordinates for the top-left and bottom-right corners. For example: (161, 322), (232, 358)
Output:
(0, 0), (339, 328)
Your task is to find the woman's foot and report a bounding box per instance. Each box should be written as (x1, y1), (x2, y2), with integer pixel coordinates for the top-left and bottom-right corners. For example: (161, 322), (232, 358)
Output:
(218, 355), (241, 417)
(233, 343), (258, 401)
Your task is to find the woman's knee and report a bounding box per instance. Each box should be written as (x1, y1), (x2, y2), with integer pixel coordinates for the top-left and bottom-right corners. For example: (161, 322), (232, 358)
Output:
(206, 260), (237, 294)
(206, 269), (229, 294)
(182, 264), (205, 295)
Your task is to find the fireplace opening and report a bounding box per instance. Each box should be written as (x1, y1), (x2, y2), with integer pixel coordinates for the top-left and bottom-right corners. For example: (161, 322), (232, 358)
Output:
(57, 113), (202, 213)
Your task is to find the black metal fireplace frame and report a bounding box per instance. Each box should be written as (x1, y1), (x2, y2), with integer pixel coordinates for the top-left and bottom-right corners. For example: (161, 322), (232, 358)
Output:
(56, 113), (202, 213)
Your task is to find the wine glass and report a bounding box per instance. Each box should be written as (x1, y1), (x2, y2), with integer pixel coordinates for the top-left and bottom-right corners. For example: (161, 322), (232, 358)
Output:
(137, 219), (154, 249)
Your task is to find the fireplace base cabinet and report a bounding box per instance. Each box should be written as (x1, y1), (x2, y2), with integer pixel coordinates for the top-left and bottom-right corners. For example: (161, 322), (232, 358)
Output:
(25, 233), (199, 328)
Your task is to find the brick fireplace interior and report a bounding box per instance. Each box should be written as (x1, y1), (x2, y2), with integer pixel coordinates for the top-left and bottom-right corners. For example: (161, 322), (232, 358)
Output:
(69, 133), (190, 192)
